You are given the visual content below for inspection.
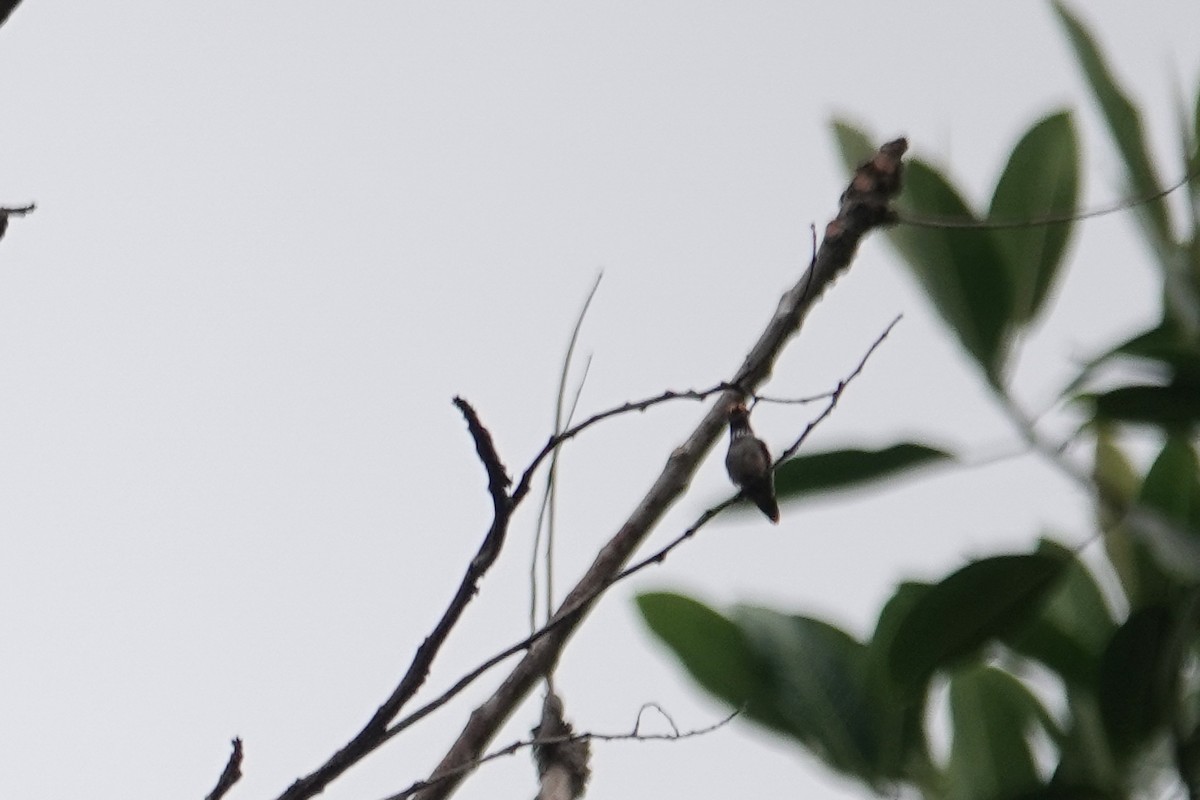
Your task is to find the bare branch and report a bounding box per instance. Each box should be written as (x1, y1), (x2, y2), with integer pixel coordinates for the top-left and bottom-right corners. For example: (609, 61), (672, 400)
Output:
(273, 398), (513, 800)
(410, 137), (907, 800)
(511, 381), (735, 507)
(204, 738), (244, 800)
(454, 397), (513, 571)
(751, 389), (838, 406)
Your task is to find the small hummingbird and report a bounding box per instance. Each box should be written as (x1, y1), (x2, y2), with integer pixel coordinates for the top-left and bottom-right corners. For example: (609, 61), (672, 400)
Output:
(725, 402), (779, 523)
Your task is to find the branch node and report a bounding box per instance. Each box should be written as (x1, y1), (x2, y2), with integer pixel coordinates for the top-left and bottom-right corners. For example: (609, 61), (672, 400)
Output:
(532, 691), (590, 800)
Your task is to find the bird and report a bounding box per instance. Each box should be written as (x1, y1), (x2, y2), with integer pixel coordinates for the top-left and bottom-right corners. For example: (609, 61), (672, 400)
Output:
(724, 402), (780, 523)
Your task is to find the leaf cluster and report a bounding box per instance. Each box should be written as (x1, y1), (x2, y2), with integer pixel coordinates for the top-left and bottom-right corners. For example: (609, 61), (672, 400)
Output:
(638, 4), (1200, 797)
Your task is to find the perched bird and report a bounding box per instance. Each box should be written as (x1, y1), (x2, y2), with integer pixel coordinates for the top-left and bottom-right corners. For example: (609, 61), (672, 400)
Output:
(724, 402), (780, 523)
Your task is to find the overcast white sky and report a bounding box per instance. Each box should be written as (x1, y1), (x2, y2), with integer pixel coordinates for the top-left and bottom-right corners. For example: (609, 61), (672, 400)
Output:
(2, 3), (1200, 799)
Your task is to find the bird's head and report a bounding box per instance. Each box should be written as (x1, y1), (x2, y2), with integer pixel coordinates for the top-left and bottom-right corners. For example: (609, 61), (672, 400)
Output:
(727, 402), (752, 430)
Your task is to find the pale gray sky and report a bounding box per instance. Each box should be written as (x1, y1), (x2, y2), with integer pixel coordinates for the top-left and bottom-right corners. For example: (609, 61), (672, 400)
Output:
(2, 3), (1199, 799)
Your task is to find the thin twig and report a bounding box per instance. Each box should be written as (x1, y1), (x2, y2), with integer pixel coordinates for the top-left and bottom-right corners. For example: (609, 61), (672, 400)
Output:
(900, 160), (1197, 230)
(532, 273), (603, 634)
(751, 389), (837, 405)
(547, 355), (592, 618)
(632, 702), (680, 737)
(776, 313), (902, 463)
(511, 382), (735, 507)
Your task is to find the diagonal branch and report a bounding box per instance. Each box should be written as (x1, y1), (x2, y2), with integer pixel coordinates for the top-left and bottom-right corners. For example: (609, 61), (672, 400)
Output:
(411, 137), (908, 799)
(274, 398), (513, 800)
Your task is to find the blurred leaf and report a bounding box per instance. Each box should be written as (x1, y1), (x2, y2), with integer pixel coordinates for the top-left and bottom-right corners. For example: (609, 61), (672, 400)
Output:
(1191, 83), (1200, 224)
(1014, 789), (1120, 800)
(989, 111), (1081, 324)
(888, 159), (1015, 383)
(734, 606), (899, 784)
(635, 593), (786, 731)
(943, 664), (1049, 800)
(1094, 426), (1160, 610)
(889, 553), (1069, 694)
(773, 443), (953, 503)
(1052, 692), (1123, 797)
(1002, 539), (1115, 688)
(1124, 436), (1200, 585)
(1092, 425), (1141, 523)
(1058, 319), (1182, 399)
(1141, 436), (1200, 530)
(869, 582), (933, 692)
(1098, 603), (1179, 756)
(1085, 383), (1200, 429)
(831, 119), (879, 173)
(867, 582), (935, 774)
(1110, 319), (1188, 361)
(1053, 1), (1172, 259)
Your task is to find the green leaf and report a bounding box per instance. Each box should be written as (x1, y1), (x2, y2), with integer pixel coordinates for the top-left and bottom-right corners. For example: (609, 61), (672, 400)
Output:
(888, 159), (1015, 383)
(831, 119), (879, 175)
(867, 582), (935, 775)
(888, 553), (1069, 695)
(1094, 426), (1160, 610)
(1111, 322), (1200, 388)
(1109, 318), (1188, 361)
(943, 664), (1049, 800)
(1052, 692), (1123, 797)
(1098, 603), (1179, 756)
(1086, 383), (1200, 429)
(1141, 436), (1200, 531)
(1002, 539), (1115, 689)
(733, 606), (898, 785)
(869, 582), (933, 694)
(1013, 788), (1121, 800)
(635, 593), (784, 729)
(772, 443), (953, 503)
(989, 111), (1081, 324)
(1053, 1), (1172, 259)
(1191, 82), (1200, 224)
(1124, 436), (1200, 585)
(1057, 318), (1183, 399)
